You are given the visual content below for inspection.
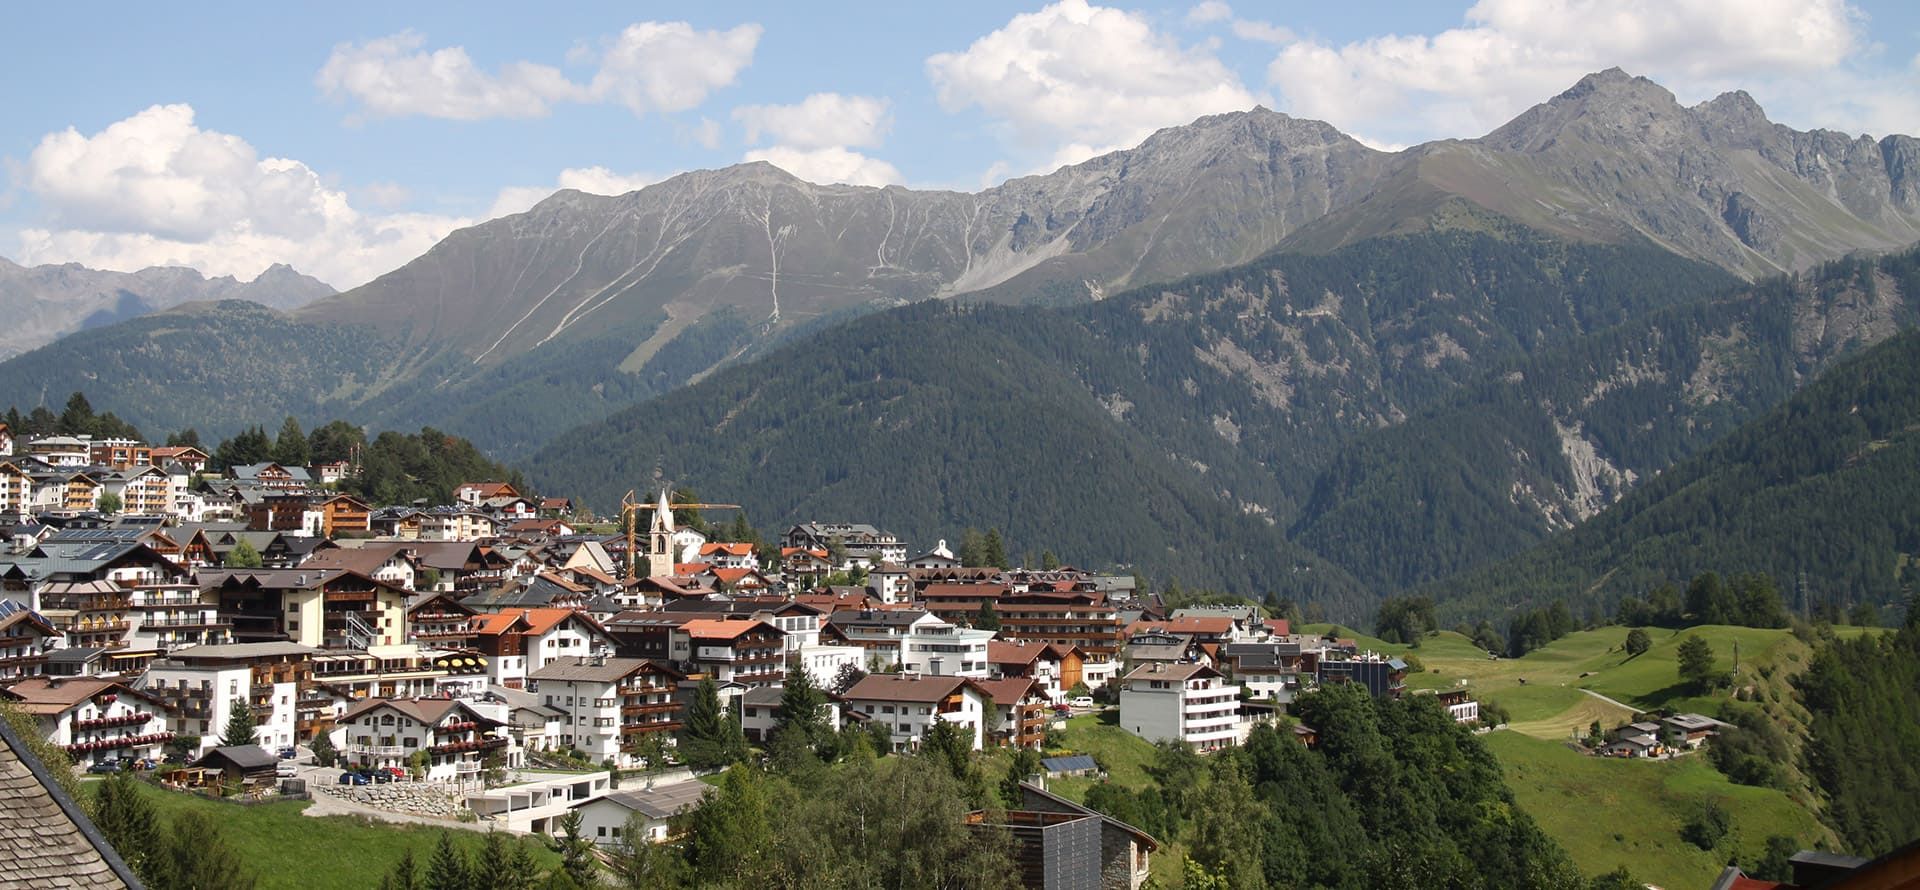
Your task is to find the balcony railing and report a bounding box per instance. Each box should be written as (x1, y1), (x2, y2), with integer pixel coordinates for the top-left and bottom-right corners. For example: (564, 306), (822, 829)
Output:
(349, 744), (408, 756)
(73, 712), (151, 731)
(143, 617), (231, 629)
(66, 732), (173, 753)
(429, 737), (508, 756)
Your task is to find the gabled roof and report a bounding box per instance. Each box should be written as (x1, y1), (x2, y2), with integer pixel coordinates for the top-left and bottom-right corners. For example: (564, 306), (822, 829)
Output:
(972, 677), (1043, 704)
(592, 780), (711, 820)
(679, 618), (777, 641)
(987, 640), (1048, 666)
(0, 712), (139, 888)
(1121, 662), (1222, 683)
(528, 655), (680, 684)
(699, 542), (754, 557)
(842, 673), (976, 703)
(339, 697), (493, 727)
(194, 744), (278, 771)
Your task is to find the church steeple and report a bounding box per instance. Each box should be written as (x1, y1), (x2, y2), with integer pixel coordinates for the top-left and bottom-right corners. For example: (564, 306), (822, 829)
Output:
(648, 487), (675, 577)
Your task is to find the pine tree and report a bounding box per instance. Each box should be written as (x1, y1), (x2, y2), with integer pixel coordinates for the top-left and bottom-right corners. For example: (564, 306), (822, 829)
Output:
(921, 717), (973, 781)
(94, 772), (162, 883)
(1677, 635), (1717, 690)
(558, 810), (598, 887)
(219, 699), (258, 748)
(975, 600), (1000, 631)
(1624, 628), (1652, 657)
(272, 416), (310, 467)
(156, 810), (256, 890)
(424, 832), (470, 890)
(608, 812), (691, 889)
(59, 392), (96, 435)
(982, 528), (1007, 569)
(311, 730), (337, 767)
(677, 678), (744, 770)
(773, 664), (830, 756)
(473, 831), (515, 889)
(506, 841), (541, 890)
(380, 849), (420, 890)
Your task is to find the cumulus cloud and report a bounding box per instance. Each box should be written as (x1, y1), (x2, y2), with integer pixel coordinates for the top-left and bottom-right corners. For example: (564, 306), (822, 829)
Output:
(316, 31), (585, 120)
(1231, 20), (1295, 44)
(16, 104), (464, 289)
(734, 93), (892, 149)
(318, 22), (760, 120)
(1265, 0), (1877, 145)
(927, 0), (1259, 169)
(1185, 1), (1232, 25)
(487, 165), (664, 218)
(742, 146), (902, 187)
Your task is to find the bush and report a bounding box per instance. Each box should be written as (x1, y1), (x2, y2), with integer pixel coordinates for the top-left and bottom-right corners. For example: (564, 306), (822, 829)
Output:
(1681, 802), (1730, 850)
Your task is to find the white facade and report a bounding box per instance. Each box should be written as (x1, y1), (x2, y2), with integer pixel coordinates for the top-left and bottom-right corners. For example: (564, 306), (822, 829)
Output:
(1117, 664), (1241, 752)
(795, 643), (864, 689)
(901, 625), (994, 677)
(137, 664), (298, 756)
(842, 676), (988, 752)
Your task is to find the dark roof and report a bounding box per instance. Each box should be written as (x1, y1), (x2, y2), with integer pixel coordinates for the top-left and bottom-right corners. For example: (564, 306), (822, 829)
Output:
(194, 744), (278, 772)
(0, 709), (138, 888)
(595, 780), (712, 820)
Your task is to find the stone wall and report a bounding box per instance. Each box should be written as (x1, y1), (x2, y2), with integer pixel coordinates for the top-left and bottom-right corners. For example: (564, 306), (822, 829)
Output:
(316, 781), (467, 819)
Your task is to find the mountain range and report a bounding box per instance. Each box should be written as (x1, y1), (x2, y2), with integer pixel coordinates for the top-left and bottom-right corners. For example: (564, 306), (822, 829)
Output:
(0, 260), (332, 358)
(5, 68), (1920, 617)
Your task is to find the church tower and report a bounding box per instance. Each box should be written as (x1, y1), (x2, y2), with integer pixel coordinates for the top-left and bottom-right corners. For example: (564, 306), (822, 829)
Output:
(648, 488), (676, 577)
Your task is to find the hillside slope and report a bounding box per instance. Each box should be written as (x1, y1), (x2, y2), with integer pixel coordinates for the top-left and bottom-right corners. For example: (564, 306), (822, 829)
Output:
(1425, 326), (1920, 620)
(0, 259), (331, 358)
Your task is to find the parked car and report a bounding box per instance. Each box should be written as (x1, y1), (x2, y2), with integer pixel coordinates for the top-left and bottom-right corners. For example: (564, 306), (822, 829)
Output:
(381, 767), (407, 781)
(1068, 696), (1096, 709)
(277, 746), (297, 760)
(365, 769), (394, 784)
(275, 761), (298, 778)
(86, 760), (123, 774)
(338, 771), (369, 785)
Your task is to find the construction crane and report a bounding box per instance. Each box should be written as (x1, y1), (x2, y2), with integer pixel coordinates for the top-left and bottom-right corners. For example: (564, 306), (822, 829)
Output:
(618, 489), (742, 578)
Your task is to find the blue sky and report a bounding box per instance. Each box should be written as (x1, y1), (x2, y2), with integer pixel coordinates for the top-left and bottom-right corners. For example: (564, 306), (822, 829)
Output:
(4, 1), (1918, 288)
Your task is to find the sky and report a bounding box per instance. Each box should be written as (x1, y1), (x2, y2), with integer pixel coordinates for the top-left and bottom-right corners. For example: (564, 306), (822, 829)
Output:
(4, 0), (1919, 290)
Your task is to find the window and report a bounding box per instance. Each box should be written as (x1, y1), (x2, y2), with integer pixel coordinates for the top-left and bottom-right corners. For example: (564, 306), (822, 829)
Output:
(597, 826), (607, 837)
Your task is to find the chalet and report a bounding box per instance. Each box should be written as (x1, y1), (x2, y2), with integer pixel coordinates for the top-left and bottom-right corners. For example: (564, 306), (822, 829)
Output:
(303, 542), (417, 590)
(672, 619), (785, 688)
(201, 567), (410, 648)
(5, 677), (175, 767)
(228, 462), (310, 490)
(0, 421), (10, 457)
(418, 507), (501, 542)
(1661, 713), (1728, 750)
(697, 541), (759, 570)
(148, 446), (210, 475)
(26, 435), (90, 467)
(1117, 662), (1241, 752)
(454, 481), (520, 506)
(137, 640), (316, 755)
(369, 507), (425, 539)
(311, 460), (352, 485)
(191, 744), (280, 786)
(780, 547), (833, 589)
(1604, 721), (1667, 758)
(407, 591), (480, 648)
(525, 656), (684, 767)
(538, 497), (573, 519)
(842, 673), (990, 752)
(0, 602), (59, 682)
(995, 590), (1125, 687)
(908, 540), (961, 570)
(0, 461), (30, 515)
(988, 640), (1085, 701)
(28, 468), (100, 512)
(782, 522), (906, 569)
(408, 541), (512, 592)
(974, 677), (1050, 749)
(337, 698), (508, 781)
(469, 607), (614, 688)
(244, 491), (370, 537)
(1222, 639), (1319, 703)
(85, 438), (152, 471)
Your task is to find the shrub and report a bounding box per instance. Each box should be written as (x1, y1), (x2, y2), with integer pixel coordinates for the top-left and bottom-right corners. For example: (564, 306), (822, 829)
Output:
(1681, 802), (1730, 850)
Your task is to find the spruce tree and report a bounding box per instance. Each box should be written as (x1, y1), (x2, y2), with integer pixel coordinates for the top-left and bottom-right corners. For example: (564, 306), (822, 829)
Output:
(156, 810), (256, 890)
(424, 831), (470, 890)
(219, 700), (258, 748)
(272, 416), (310, 467)
(773, 664), (830, 756)
(558, 810), (598, 886)
(677, 678), (744, 770)
(982, 528), (1007, 569)
(473, 831), (514, 889)
(94, 772), (162, 883)
(975, 600), (1000, 631)
(380, 849), (420, 890)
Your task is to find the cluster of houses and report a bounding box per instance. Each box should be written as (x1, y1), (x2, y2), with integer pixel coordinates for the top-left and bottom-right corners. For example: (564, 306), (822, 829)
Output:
(0, 429), (1451, 886)
(1597, 712), (1730, 758)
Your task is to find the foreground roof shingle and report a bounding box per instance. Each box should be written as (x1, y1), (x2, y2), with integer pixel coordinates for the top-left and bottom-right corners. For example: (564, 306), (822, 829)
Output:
(0, 715), (139, 888)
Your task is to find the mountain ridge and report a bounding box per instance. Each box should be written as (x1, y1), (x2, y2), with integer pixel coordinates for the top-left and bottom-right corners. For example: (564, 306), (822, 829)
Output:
(0, 259), (334, 358)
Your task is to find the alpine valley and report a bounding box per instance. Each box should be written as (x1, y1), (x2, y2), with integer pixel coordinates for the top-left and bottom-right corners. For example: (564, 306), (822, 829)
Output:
(8, 68), (1920, 616)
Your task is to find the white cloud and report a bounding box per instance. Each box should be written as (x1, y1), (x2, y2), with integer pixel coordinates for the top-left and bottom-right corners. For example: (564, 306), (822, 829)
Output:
(487, 165), (664, 218)
(316, 31), (584, 120)
(584, 22), (763, 115)
(734, 93), (892, 149)
(17, 104), (463, 288)
(743, 146), (902, 187)
(1231, 20), (1295, 44)
(687, 117), (724, 149)
(1265, 0), (1874, 145)
(1186, 1), (1232, 25)
(358, 181), (412, 208)
(318, 22), (760, 121)
(927, 0), (1259, 167)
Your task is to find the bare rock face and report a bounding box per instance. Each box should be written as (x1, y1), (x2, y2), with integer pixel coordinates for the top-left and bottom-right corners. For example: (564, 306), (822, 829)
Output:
(0, 260), (333, 358)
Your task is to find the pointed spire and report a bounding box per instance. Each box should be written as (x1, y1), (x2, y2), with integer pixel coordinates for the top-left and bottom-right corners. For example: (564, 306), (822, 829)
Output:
(653, 487), (674, 533)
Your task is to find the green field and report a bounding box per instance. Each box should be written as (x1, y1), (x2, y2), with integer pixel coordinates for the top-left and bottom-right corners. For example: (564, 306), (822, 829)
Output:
(90, 780), (559, 889)
(1487, 731), (1825, 889)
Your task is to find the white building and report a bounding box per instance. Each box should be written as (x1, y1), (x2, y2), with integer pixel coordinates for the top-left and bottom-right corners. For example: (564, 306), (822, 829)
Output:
(900, 624), (995, 678)
(5, 677), (175, 767)
(1117, 662), (1241, 753)
(569, 779), (711, 846)
(794, 643), (865, 690)
(138, 641), (314, 756)
(525, 655), (683, 769)
(336, 697), (509, 782)
(841, 673), (988, 752)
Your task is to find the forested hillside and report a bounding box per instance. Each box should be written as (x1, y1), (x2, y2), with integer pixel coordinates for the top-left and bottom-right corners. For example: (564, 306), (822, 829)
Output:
(1295, 249), (1920, 590)
(1798, 617), (1920, 857)
(1426, 328), (1920, 622)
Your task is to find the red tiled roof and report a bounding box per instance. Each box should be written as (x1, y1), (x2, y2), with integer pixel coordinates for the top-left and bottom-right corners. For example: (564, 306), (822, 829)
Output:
(1266, 618), (1291, 636)
(987, 641), (1048, 665)
(709, 567), (764, 586)
(680, 619), (775, 640)
(700, 542), (754, 556)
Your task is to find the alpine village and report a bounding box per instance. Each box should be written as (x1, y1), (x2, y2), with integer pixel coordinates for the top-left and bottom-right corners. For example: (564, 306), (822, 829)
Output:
(3, 13), (1920, 890)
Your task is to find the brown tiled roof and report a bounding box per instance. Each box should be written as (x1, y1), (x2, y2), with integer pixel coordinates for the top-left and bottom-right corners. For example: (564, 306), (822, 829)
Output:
(0, 716), (137, 888)
(843, 673), (973, 703)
